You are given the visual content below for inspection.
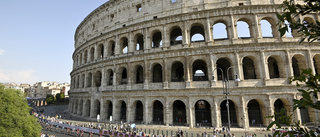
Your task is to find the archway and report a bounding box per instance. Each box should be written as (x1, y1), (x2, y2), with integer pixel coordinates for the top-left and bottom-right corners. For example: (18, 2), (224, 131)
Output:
(247, 99), (263, 127)
(135, 65), (144, 84)
(153, 100), (164, 124)
(93, 100), (101, 118)
(220, 100), (238, 127)
(120, 101), (127, 121)
(242, 57), (257, 79)
(135, 101), (143, 122)
(192, 60), (208, 81)
(170, 27), (183, 45)
(172, 100), (187, 126)
(267, 57), (280, 78)
(195, 100), (212, 126)
(85, 100), (91, 117)
(171, 62), (184, 82)
(94, 71), (102, 87)
(152, 31), (162, 48)
(216, 58), (232, 80)
(152, 64), (163, 82)
(274, 99), (288, 123)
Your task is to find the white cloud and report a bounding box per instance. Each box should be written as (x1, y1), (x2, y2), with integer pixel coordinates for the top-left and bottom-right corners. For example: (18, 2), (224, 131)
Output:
(0, 69), (40, 84)
(0, 49), (5, 55)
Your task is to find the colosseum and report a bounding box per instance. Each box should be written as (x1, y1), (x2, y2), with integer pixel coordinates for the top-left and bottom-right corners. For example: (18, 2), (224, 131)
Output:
(69, 0), (320, 129)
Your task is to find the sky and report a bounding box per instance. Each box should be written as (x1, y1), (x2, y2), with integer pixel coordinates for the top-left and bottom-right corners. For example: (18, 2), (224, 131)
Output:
(0, 1), (108, 84)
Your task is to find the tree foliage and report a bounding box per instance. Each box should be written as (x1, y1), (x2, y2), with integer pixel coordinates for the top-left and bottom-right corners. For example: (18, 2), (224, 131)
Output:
(267, 69), (320, 137)
(46, 94), (55, 104)
(277, 0), (320, 43)
(0, 84), (42, 137)
(55, 93), (65, 102)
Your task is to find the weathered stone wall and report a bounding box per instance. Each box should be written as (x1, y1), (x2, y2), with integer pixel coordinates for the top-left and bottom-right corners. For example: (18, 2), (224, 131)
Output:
(69, 0), (320, 129)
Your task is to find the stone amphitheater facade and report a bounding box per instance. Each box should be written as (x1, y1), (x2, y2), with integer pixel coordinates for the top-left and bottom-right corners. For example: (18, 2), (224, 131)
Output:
(69, 0), (320, 129)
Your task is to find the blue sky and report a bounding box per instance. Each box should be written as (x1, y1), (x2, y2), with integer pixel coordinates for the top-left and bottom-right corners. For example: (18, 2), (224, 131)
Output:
(0, 1), (108, 84)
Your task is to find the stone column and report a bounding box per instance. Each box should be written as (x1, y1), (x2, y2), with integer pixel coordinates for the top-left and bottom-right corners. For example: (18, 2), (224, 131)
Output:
(239, 97), (249, 129)
(163, 24), (169, 50)
(165, 100), (171, 126)
(205, 18), (213, 46)
(129, 31), (134, 54)
(183, 20), (190, 47)
(234, 52), (243, 80)
(144, 59), (149, 89)
(127, 62), (132, 90)
(100, 98), (105, 121)
(112, 98), (120, 122)
(260, 51), (269, 84)
(185, 56), (191, 88)
(254, 14), (262, 39)
(210, 53), (218, 87)
(144, 27), (151, 52)
(229, 15), (237, 42)
(127, 101), (134, 123)
(163, 57), (169, 89)
(115, 35), (120, 55)
(144, 99), (152, 124)
(189, 106), (195, 128)
(307, 49), (316, 75)
(285, 50), (293, 77)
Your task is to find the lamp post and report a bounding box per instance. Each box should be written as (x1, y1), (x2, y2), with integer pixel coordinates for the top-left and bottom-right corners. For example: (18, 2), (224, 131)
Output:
(213, 66), (240, 136)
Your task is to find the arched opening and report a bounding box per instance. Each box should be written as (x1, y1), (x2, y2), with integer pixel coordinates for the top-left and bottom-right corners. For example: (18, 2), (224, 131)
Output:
(109, 41), (115, 56)
(85, 100), (91, 117)
(213, 22), (228, 40)
(242, 57), (257, 79)
(299, 106), (310, 123)
(121, 37), (128, 54)
(268, 57), (280, 78)
(90, 47), (95, 61)
(274, 99), (287, 123)
(247, 99), (263, 127)
(172, 100), (187, 126)
(84, 50), (88, 63)
(135, 65), (144, 84)
(220, 100), (237, 127)
(87, 73), (92, 87)
(195, 100), (212, 126)
(192, 60), (208, 81)
(136, 34), (144, 51)
(107, 69), (113, 86)
(97, 44), (104, 59)
(216, 58), (233, 80)
(190, 25), (205, 42)
(121, 68), (127, 85)
(237, 20), (251, 38)
(135, 101), (143, 122)
(292, 55), (307, 77)
(120, 101), (127, 121)
(93, 100), (101, 118)
(171, 62), (184, 82)
(260, 19), (273, 37)
(107, 101), (113, 119)
(285, 20), (294, 37)
(152, 64), (163, 82)
(152, 31), (162, 48)
(94, 71), (102, 87)
(170, 27), (183, 45)
(153, 100), (164, 124)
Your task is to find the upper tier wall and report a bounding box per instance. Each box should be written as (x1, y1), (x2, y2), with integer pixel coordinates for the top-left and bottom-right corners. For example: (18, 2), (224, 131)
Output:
(74, 0), (293, 47)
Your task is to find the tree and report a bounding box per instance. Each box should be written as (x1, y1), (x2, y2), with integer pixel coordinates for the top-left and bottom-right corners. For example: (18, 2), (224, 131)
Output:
(277, 0), (320, 43)
(0, 84), (42, 136)
(55, 93), (65, 102)
(46, 94), (55, 104)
